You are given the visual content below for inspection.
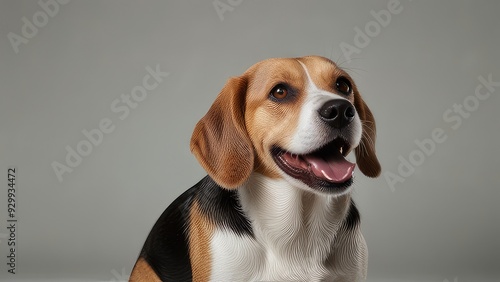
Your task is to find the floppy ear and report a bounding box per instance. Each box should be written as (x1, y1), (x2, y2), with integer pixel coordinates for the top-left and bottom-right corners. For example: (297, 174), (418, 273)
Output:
(190, 76), (254, 189)
(353, 92), (381, 178)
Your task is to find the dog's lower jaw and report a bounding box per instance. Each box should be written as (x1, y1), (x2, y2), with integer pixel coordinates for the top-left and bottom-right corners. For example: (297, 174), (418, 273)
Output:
(234, 173), (363, 281)
(270, 141), (357, 195)
(275, 168), (354, 197)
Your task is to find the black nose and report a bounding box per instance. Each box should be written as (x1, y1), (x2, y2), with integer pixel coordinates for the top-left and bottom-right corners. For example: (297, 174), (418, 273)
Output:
(318, 99), (355, 129)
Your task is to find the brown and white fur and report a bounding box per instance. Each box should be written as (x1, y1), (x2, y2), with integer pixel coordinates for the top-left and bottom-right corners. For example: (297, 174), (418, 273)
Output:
(130, 56), (381, 282)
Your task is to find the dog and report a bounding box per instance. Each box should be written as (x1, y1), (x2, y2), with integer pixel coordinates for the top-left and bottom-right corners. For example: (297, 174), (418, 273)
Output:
(130, 56), (381, 282)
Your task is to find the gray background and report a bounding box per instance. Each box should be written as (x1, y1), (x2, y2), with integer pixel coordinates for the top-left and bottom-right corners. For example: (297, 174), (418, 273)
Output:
(0, 0), (499, 281)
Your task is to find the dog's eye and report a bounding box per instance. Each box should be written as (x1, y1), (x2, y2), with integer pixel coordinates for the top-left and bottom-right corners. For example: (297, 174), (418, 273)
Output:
(270, 84), (288, 100)
(335, 77), (352, 95)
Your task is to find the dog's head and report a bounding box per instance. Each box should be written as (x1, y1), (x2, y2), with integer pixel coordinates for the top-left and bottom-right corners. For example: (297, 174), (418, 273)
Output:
(190, 56), (380, 194)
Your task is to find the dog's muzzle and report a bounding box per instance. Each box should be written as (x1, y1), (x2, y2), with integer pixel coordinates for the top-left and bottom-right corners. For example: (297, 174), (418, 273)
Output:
(271, 99), (360, 193)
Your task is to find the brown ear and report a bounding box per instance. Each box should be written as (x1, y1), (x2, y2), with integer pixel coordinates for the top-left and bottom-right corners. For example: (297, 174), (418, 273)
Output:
(190, 76), (254, 189)
(353, 92), (381, 178)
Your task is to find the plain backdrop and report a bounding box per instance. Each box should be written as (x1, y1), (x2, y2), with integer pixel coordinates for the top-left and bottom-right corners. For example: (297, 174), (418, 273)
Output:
(0, 1), (499, 281)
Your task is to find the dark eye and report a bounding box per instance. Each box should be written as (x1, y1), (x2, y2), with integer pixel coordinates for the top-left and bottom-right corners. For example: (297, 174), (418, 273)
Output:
(270, 84), (288, 100)
(335, 77), (352, 95)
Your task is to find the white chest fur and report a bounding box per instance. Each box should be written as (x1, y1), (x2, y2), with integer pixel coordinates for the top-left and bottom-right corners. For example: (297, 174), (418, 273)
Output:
(209, 174), (354, 281)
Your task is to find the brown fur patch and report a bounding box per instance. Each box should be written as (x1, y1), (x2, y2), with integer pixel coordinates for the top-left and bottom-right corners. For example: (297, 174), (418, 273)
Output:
(190, 76), (254, 189)
(189, 201), (214, 282)
(129, 257), (161, 282)
(244, 58), (308, 178)
(353, 94), (381, 177)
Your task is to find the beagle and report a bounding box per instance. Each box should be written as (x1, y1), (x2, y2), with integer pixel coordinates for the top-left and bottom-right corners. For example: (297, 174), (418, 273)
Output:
(130, 56), (381, 282)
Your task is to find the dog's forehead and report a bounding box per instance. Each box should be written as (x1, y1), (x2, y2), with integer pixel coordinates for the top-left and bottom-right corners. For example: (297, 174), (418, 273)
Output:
(296, 56), (347, 89)
(245, 56), (346, 91)
(246, 58), (302, 79)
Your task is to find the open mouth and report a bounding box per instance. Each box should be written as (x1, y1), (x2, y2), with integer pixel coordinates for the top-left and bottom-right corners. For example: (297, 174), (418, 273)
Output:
(271, 138), (355, 192)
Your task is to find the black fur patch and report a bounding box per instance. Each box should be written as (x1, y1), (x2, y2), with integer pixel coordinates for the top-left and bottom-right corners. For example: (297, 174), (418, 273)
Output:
(195, 176), (253, 236)
(341, 200), (361, 231)
(138, 176), (253, 281)
(140, 186), (195, 281)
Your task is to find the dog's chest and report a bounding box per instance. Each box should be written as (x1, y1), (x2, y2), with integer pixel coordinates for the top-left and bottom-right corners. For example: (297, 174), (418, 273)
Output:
(207, 176), (347, 281)
(209, 229), (331, 281)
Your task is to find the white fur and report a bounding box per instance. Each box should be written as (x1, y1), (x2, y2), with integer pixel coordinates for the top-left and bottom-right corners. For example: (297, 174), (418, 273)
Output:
(209, 229), (264, 281)
(208, 174), (366, 281)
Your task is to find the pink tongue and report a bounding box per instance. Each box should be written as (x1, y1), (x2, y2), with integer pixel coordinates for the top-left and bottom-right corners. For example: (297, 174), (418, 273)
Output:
(304, 152), (355, 183)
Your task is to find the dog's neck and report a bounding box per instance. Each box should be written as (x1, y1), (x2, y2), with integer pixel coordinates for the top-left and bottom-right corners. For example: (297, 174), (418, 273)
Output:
(238, 173), (352, 260)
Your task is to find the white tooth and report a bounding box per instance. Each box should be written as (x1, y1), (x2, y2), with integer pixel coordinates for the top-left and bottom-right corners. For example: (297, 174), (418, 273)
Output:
(340, 147), (343, 154)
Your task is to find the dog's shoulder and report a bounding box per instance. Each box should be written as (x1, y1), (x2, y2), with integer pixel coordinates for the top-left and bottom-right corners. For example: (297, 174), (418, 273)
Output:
(138, 180), (197, 281)
(137, 176), (252, 281)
